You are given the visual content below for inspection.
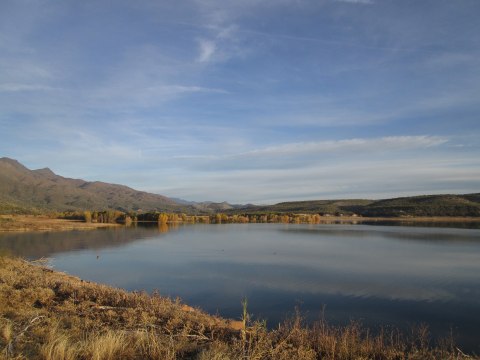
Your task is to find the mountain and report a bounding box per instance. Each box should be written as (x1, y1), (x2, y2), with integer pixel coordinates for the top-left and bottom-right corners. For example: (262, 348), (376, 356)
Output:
(168, 198), (247, 212)
(168, 197), (197, 205)
(239, 199), (373, 215)
(1, 157), (479, 217)
(0, 157), (185, 214)
(357, 194), (480, 217)
(229, 194), (480, 217)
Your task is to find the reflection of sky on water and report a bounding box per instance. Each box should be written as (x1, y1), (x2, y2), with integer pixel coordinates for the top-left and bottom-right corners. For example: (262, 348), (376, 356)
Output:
(1, 223), (479, 351)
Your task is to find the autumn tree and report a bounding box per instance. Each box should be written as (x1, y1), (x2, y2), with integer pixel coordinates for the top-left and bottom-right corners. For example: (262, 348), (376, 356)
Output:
(158, 213), (169, 224)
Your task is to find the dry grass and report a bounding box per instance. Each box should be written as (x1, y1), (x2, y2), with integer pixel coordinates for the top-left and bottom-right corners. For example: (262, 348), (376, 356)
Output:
(0, 254), (477, 360)
(41, 333), (77, 360)
(0, 215), (118, 232)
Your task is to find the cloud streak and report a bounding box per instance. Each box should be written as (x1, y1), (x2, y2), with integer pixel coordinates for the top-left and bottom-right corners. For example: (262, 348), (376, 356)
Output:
(158, 155), (480, 203)
(335, 0), (373, 4)
(174, 135), (449, 172)
(0, 83), (56, 92)
(244, 136), (447, 157)
(197, 39), (217, 62)
(1, 0), (479, 203)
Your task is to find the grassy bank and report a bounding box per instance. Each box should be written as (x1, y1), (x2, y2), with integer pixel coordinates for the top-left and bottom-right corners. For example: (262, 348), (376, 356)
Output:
(0, 256), (475, 359)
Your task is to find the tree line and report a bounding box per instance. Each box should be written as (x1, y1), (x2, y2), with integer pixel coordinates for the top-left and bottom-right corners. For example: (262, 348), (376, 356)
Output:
(58, 210), (343, 225)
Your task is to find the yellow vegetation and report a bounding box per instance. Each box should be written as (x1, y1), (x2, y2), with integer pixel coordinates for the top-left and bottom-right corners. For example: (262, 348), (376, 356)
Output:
(0, 215), (118, 232)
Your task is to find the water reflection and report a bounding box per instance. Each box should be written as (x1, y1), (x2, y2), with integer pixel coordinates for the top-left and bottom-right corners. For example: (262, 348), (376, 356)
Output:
(361, 220), (480, 229)
(282, 225), (480, 243)
(0, 225), (175, 259)
(314, 219), (480, 229)
(0, 223), (479, 351)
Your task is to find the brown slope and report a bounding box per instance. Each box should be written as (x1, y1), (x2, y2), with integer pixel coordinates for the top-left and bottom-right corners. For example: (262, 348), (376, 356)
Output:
(0, 157), (182, 213)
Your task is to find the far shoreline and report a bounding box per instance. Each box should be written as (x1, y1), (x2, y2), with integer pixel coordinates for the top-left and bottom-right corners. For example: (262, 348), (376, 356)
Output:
(0, 215), (120, 233)
(1, 214), (479, 233)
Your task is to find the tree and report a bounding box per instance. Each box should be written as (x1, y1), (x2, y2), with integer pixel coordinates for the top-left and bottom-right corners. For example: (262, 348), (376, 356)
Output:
(84, 211), (92, 223)
(158, 213), (169, 224)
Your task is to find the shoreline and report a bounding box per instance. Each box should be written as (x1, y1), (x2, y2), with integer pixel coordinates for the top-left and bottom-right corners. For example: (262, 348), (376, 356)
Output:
(0, 215), (120, 232)
(0, 255), (474, 359)
(318, 215), (480, 222)
(1, 214), (479, 233)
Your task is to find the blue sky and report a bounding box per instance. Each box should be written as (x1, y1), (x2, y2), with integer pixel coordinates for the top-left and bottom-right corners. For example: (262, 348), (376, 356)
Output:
(1, 0), (479, 203)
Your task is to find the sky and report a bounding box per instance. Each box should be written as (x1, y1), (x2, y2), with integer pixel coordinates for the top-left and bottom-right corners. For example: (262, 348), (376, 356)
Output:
(1, 0), (479, 204)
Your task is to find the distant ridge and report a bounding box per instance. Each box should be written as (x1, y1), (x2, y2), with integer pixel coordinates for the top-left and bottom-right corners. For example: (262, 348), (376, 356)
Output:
(1, 157), (479, 217)
(0, 157), (185, 214)
(233, 194), (480, 217)
(169, 198), (246, 212)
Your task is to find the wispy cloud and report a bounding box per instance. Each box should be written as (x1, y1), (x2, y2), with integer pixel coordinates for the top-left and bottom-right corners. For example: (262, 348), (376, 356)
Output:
(244, 136), (447, 157)
(158, 154), (480, 203)
(0, 56), (53, 94)
(176, 135), (448, 166)
(0, 83), (56, 92)
(195, 25), (247, 64)
(424, 52), (477, 69)
(145, 84), (228, 95)
(1, 0), (479, 203)
(81, 44), (229, 108)
(335, 0), (373, 4)
(197, 39), (217, 62)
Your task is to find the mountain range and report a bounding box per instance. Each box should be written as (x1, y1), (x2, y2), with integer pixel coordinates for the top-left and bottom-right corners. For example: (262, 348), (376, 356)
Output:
(0, 157), (182, 213)
(1, 157), (479, 217)
(236, 195), (480, 217)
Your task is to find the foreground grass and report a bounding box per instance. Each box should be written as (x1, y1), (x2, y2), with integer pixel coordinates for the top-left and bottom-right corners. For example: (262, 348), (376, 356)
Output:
(0, 256), (475, 360)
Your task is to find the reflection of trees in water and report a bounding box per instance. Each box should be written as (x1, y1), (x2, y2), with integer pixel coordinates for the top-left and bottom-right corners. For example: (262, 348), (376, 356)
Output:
(0, 225), (176, 259)
(158, 222), (169, 233)
(3, 222), (477, 260)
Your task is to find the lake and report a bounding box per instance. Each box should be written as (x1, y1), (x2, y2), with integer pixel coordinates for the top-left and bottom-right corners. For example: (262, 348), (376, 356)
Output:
(1, 223), (479, 352)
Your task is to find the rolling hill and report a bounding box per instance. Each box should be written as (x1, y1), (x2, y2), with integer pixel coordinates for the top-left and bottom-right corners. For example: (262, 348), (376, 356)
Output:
(357, 194), (480, 217)
(231, 194), (480, 217)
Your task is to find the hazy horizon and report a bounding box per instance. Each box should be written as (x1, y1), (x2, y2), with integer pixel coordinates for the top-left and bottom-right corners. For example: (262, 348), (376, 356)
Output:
(1, 1), (479, 203)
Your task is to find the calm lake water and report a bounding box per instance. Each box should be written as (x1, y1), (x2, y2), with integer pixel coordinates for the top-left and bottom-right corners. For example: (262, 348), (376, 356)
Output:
(1, 223), (479, 352)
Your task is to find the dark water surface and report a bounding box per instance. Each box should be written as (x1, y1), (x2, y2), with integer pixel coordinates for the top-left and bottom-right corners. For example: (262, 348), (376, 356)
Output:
(1, 223), (479, 352)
